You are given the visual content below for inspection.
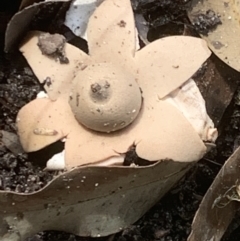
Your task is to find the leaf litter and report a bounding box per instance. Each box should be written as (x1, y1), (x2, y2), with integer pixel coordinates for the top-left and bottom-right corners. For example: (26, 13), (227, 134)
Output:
(188, 147), (240, 241)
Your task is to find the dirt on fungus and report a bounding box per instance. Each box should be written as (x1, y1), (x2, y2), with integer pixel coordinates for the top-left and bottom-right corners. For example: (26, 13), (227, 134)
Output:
(1, 0), (240, 240)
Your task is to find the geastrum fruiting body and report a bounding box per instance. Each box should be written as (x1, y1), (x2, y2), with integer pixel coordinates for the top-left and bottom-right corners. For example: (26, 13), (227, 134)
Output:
(17, 0), (216, 170)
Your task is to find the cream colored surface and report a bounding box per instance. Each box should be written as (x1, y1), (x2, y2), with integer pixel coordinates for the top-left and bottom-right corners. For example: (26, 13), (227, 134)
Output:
(87, 0), (136, 65)
(64, 100), (206, 169)
(69, 63), (142, 132)
(18, 0), (213, 169)
(17, 97), (78, 152)
(20, 31), (89, 100)
(135, 36), (211, 100)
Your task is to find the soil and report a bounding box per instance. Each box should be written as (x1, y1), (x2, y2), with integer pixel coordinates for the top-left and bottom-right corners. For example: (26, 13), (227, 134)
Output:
(1, 0), (240, 241)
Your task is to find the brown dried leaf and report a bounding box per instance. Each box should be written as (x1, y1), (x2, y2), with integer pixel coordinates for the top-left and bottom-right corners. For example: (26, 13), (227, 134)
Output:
(187, 147), (240, 241)
(188, 0), (240, 72)
(0, 161), (191, 241)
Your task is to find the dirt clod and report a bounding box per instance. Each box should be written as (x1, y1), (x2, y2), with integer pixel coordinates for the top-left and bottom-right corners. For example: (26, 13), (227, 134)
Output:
(37, 33), (69, 64)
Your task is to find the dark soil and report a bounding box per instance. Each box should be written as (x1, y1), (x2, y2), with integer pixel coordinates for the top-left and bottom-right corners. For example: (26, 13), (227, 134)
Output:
(1, 0), (240, 241)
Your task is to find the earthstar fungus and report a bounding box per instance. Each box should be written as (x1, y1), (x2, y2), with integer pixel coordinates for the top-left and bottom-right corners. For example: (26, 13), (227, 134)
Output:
(18, 0), (217, 170)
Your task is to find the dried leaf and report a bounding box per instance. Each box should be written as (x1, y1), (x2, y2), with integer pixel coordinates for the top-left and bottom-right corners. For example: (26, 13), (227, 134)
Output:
(188, 0), (240, 72)
(193, 54), (239, 126)
(0, 161), (191, 240)
(187, 147), (240, 241)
